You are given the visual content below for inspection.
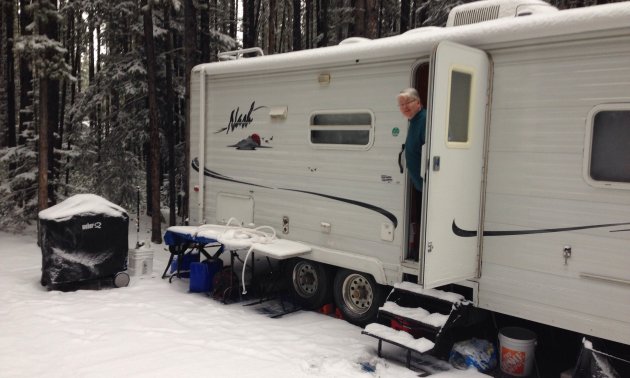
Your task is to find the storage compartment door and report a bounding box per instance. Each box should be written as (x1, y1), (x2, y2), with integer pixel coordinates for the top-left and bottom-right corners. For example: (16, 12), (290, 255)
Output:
(420, 41), (491, 288)
(216, 193), (254, 225)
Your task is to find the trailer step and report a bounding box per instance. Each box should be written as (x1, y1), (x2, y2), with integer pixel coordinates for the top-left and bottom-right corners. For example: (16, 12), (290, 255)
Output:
(363, 282), (481, 363)
(362, 323), (434, 368)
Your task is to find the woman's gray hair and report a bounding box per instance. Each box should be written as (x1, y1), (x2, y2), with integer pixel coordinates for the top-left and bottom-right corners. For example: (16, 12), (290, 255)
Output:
(397, 88), (420, 102)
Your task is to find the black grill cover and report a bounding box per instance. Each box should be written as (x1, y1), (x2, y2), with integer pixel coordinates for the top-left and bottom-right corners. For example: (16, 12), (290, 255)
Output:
(38, 194), (129, 287)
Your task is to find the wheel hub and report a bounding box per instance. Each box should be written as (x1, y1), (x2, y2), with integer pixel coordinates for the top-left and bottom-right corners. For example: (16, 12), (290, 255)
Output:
(293, 262), (318, 297)
(343, 274), (373, 315)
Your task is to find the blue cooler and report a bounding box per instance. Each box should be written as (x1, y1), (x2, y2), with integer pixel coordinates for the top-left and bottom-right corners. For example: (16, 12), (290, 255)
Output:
(170, 252), (200, 277)
(189, 260), (223, 293)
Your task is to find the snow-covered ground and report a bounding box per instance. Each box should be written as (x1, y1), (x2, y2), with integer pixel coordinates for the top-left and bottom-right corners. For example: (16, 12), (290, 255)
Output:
(0, 226), (489, 378)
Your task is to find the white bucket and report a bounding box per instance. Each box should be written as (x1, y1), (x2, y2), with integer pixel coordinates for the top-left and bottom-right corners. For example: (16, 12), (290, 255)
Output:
(499, 327), (537, 377)
(128, 247), (154, 277)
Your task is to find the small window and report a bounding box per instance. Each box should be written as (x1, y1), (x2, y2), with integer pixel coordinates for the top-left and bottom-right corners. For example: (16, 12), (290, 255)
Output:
(310, 111), (374, 149)
(586, 107), (630, 186)
(447, 69), (472, 145)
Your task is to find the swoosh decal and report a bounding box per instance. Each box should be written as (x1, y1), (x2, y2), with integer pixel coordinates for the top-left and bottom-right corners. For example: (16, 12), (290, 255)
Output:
(280, 188), (398, 228)
(192, 158), (272, 189)
(192, 159), (398, 228)
(452, 220), (630, 237)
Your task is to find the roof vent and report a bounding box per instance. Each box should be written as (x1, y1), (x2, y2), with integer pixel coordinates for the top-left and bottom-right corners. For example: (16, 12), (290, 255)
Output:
(446, 0), (558, 27)
(339, 37), (371, 45)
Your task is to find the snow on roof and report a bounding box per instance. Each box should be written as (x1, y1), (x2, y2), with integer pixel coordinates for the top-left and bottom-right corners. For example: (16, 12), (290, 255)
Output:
(194, 2), (630, 77)
(38, 194), (127, 221)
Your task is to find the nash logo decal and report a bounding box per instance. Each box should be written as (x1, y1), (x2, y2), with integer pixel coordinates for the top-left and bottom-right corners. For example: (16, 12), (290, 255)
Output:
(215, 101), (266, 135)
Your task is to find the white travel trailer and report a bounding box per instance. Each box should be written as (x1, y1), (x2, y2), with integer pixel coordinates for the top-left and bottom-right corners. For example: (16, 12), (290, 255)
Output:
(188, 0), (630, 350)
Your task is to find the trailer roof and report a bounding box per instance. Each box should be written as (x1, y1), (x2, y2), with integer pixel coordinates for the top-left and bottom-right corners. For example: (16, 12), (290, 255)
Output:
(193, 2), (630, 76)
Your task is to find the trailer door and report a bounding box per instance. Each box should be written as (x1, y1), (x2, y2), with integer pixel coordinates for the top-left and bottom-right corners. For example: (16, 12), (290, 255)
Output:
(420, 41), (491, 289)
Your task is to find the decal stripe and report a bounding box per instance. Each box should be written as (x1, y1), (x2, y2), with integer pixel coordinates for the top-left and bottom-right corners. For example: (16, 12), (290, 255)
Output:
(192, 159), (398, 228)
(452, 220), (630, 237)
(280, 188), (398, 228)
(191, 159), (273, 189)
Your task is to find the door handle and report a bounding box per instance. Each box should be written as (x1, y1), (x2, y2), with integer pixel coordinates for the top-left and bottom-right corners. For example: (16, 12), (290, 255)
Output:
(432, 156), (440, 171)
(398, 144), (405, 174)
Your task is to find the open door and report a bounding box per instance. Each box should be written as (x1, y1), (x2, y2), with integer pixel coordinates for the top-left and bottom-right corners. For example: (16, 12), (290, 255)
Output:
(420, 41), (491, 289)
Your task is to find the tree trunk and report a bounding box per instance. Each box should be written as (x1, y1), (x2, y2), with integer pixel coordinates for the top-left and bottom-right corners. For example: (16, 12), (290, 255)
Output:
(305, 0), (312, 48)
(243, 0), (251, 47)
(34, 0), (60, 207)
(47, 14), (60, 206)
(355, 0), (365, 36)
(199, 0), (210, 62)
(317, 0), (329, 47)
(366, 0), (377, 38)
(268, 0), (277, 53)
(410, 0), (417, 28)
(400, 0), (410, 33)
(47, 75), (59, 205)
(66, 7), (81, 195)
(143, 0), (162, 243)
(19, 0), (33, 141)
(88, 14), (98, 171)
(229, 0), (236, 38)
(145, 141), (151, 215)
(243, 0), (257, 48)
(3, 0), (17, 148)
(292, 0), (301, 50)
(212, 0), (218, 59)
(338, 0), (350, 41)
(183, 0), (197, 223)
(38, 78), (49, 212)
(164, 1), (177, 226)
(279, 0), (287, 51)
(254, 0), (261, 48)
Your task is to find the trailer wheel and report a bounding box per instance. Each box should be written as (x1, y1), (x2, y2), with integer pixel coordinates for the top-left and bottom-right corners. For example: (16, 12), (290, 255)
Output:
(286, 258), (332, 310)
(333, 269), (385, 327)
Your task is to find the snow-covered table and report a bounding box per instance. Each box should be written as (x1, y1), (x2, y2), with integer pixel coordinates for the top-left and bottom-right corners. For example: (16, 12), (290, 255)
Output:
(162, 223), (312, 296)
(163, 224), (311, 259)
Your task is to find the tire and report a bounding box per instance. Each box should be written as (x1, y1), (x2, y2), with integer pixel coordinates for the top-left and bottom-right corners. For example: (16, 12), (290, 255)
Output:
(286, 258), (332, 310)
(333, 269), (386, 327)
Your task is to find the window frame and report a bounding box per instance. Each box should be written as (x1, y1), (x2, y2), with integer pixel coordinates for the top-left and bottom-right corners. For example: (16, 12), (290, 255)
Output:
(582, 103), (630, 189)
(308, 109), (375, 150)
(445, 65), (475, 149)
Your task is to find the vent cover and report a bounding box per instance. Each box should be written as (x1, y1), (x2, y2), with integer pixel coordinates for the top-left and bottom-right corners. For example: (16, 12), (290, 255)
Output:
(451, 5), (501, 26)
(445, 0), (558, 27)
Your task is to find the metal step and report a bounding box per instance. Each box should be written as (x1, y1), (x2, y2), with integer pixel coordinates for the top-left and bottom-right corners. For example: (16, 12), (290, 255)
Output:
(362, 323), (435, 369)
(363, 282), (479, 361)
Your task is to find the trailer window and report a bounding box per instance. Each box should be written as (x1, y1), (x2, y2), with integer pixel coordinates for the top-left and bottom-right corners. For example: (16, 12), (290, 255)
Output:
(310, 112), (374, 149)
(584, 106), (630, 188)
(447, 70), (472, 145)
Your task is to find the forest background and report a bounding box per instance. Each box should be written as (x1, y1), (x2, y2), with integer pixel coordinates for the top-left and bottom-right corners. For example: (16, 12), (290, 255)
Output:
(0, 0), (620, 242)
